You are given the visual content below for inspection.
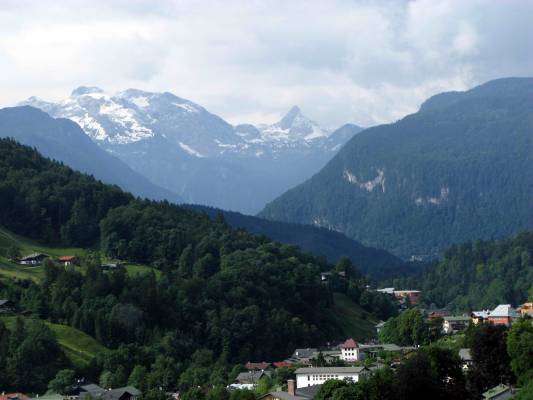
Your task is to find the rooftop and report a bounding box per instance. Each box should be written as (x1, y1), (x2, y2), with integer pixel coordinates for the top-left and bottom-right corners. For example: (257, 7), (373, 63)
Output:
(482, 384), (511, 399)
(295, 367), (367, 374)
(340, 338), (358, 349)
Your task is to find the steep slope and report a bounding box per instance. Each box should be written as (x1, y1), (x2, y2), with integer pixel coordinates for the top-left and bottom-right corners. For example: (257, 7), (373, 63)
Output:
(0, 137), (363, 363)
(0, 106), (182, 203)
(187, 204), (413, 279)
(260, 78), (533, 258)
(21, 89), (362, 213)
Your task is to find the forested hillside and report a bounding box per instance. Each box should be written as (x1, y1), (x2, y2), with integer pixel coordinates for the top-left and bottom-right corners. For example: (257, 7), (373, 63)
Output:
(0, 138), (376, 394)
(393, 232), (533, 311)
(187, 205), (413, 279)
(260, 78), (533, 258)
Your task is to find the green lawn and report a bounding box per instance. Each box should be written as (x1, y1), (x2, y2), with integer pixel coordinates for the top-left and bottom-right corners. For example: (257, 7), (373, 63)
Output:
(0, 227), (86, 257)
(331, 293), (379, 341)
(0, 256), (45, 281)
(124, 262), (162, 278)
(1, 316), (108, 369)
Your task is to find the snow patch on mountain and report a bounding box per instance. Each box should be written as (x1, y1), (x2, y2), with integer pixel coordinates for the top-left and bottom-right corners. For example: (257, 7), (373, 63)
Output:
(173, 102), (200, 114)
(344, 168), (385, 192)
(179, 142), (204, 157)
(415, 186), (450, 206)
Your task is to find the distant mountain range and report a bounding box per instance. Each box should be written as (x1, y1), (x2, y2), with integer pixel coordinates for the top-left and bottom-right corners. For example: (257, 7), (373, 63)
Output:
(21, 88), (362, 213)
(260, 78), (533, 258)
(0, 105), (412, 278)
(0, 106), (182, 203)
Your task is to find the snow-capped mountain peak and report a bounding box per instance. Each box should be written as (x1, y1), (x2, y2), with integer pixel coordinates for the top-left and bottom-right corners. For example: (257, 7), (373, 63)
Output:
(258, 106), (331, 142)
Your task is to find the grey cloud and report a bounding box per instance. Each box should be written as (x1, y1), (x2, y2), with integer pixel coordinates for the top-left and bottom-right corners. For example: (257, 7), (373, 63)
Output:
(0, 0), (532, 128)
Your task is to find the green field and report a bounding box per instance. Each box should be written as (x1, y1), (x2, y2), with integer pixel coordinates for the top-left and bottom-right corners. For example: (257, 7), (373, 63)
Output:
(0, 316), (108, 368)
(331, 293), (379, 341)
(124, 262), (162, 278)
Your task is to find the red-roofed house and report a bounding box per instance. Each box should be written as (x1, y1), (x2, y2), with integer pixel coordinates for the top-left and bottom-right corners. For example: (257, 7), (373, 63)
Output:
(58, 255), (78, 266)
(340, 338), (360, 362)
(245, 362), (272, 371)
(273, 361), (294, 369)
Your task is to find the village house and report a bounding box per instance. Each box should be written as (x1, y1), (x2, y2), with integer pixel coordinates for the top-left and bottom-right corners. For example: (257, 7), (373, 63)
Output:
(471, 304), (520, 326)
(77, 384), (141, 400)
(518, 302), (533, 318)
(471, 310), (491, 325)
(18, 253), (48, 265)
(295, 367), (368, 388)
(290, 348), (318, 364)
(245, 361), (272, 371)
(442, 315), (470, 334)
(0, 299), (15, 314)
(229, 370), (272, 390)
(58, 255), (77, 266)
(340, 338), (360, 362)
(488, 305), (519, 326)
(273, 361), (294, 369)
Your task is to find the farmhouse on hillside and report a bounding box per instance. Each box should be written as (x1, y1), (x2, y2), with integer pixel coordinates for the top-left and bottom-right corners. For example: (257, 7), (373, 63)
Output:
(18, 253), (48, 265)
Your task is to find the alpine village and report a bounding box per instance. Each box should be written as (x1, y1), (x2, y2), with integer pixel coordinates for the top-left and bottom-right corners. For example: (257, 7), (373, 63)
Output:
(1, 2), (533, 400)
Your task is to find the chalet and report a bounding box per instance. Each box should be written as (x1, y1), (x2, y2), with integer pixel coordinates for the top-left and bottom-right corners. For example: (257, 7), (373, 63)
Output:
(518, 302), (533, 318)
(482, 384), (517, 400)
(58, 255), (77, 266)
(18, 253), (48, 265)
(259, 380), (320, 399)
(295, 367), (368, 388)
(340, 338), (360, 362)
(471, 310), (491, 325)
(291, 348), (317, 364)
(459, 348), (473, 371)
(0, 299), (15, 314)
(245, 361), (271, 371)
(442, 316), (470, 334)
(232, 370), (271, 388)
(273, 361), (294, 369)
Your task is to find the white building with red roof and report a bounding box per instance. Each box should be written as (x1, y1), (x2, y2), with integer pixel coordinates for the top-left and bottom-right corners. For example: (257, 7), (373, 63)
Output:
(340, 338), (360, 362)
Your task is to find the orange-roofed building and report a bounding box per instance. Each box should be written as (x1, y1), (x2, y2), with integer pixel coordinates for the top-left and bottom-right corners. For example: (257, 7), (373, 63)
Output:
(245, 361), (272, 371)
(58, 255), (78, 266)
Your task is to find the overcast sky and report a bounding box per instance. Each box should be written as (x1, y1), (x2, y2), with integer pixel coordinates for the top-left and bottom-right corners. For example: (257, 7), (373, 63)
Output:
(1, 0), (532, 127)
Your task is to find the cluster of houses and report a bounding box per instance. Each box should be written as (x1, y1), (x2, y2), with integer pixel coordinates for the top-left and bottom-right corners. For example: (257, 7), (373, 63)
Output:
(14, 253), (78, 267)
(375, 302), (533, 337)
(376, 288), (421, 305)
(0, 384), (141, 400)
(231, 338), (418, 399)
(12, 253), (125, 270)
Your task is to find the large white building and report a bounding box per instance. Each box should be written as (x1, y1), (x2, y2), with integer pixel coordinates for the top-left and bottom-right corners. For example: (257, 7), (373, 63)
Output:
(295, 367), (368, 388)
